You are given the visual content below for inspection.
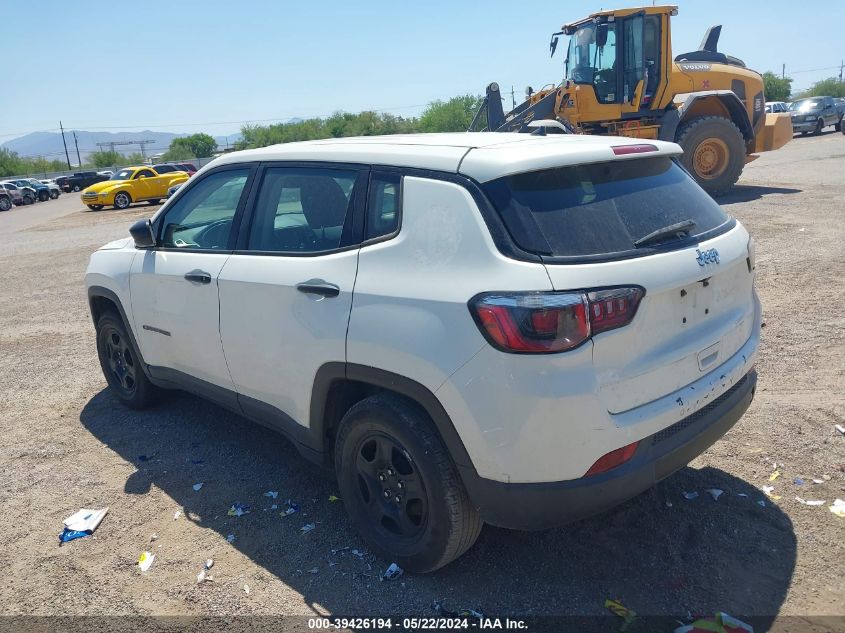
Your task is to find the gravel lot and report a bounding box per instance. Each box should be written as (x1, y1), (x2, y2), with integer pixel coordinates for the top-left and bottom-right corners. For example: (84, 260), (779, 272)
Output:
(0, 134), (843, 628)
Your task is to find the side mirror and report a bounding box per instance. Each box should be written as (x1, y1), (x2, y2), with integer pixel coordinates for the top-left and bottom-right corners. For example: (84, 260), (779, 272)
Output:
(129, 219), (155, 248)
(596, 23), (608, 48)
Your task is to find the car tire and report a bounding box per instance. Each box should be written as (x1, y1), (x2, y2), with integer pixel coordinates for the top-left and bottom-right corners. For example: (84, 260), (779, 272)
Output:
(95, 311), (159, 409)
(147, 199), (160, 205)
(813, 119), (823, 135)
(675, 115), (746, 197)
(23, 195), (34, 205)
(0, 196), (11, 211)
(73, 185), (81, 192)
(334, 393), (482, 573)
(113, 192), (132, 209)
(37, 190), (48, 202)
(87, 205), (104, 211)
(50, 190), (59, 199)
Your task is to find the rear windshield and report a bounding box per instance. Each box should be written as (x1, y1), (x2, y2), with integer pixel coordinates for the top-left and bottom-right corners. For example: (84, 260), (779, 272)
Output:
(482, 157), (731, 259)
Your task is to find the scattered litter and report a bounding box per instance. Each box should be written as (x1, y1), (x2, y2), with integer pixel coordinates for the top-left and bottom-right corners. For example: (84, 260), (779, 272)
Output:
(228, 503), (250, 517)
(226, 534), (236, 543)
(665, 500), (673, 507)
(264, 491), (279, 499)
(270, 504), (278, 510)
(331, 546), (350, 555)
(605, 598), (637, 630)
(196, 569), (210, 584)
(352, 549), (365, 559)
(300, 523), (315, 535)
(835, 424), (845, 435)
(281, 500), (300, 516)
(757, 500), (766, 507)
(174, 510), (181, 520)
(793, 478), (804, 486)
(761, 486), (781, 500)
(328, 495), (341, 502)
(795, 497), (825, 506)
(243, 584), (250, 595)
(682, 491), (699, 500)
(58, 508), (109, 544)
(798, 227), (805, 232)
(308, 567), (319, 574)
(193, 483), (203, 491)
(674, 612), (753, 633)
(812, 479), (824, 484)
(205, 558), (214, 570)
(823, 474), (832, 481)
(737, 493), (748, 497)
(381, 562), (404, 581)
(769, 470), (781, 482)
(829, 499), (845, 518)
(150, 533), (159, 543)
(137, 551), (155, 572)
(706, 488), (724, 501)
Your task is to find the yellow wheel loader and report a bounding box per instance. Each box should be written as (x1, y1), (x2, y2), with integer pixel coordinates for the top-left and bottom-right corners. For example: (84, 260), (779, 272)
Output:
(473, 5), (792, 196)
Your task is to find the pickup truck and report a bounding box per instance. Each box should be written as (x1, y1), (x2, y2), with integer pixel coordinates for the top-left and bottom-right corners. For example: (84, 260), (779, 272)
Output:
(81, 165), (189, 210)
(789, 96), (843, 135)
(57, 172), (109, 193)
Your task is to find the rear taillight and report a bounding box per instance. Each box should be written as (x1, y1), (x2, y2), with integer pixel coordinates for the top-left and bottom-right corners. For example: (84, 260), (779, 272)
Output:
(469, 287), (644, 354)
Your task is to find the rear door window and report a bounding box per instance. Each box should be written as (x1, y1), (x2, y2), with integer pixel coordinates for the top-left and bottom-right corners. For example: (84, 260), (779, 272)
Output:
(482, 157), (731, 259)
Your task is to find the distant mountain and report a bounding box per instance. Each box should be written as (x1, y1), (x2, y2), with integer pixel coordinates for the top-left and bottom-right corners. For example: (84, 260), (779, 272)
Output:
(1, 130), (242, 160)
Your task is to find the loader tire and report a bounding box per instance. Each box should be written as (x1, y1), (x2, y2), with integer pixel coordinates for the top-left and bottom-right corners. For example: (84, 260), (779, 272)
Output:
(675, 116), (745, 197)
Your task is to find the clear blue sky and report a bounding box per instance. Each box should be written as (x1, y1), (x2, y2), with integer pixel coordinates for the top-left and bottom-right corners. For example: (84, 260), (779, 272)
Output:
(1, 0), (842, 141)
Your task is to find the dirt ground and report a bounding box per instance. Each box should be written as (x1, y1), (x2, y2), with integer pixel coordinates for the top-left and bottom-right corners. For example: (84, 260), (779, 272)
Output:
(0, 133), (843, 629)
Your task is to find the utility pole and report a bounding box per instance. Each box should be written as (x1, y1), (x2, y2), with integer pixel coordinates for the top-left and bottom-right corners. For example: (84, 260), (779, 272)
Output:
(840, 60), (843, 83)
(782, 63), (785, 80)
(510, 86), (516, 110)
(72, 131), (81, 168)
(59, 121), (72, 170)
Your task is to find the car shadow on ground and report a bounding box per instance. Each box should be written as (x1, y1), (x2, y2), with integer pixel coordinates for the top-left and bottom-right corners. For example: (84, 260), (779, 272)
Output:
(719, 185), (802, 205)
(80, 389), (795, 625)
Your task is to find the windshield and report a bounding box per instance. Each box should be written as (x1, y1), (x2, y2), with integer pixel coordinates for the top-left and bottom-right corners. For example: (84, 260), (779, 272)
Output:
(111, 169), (134, 181)
(789, 99), (820, 112)
(566, 23), (617, 85)
(481, 157), (731, 259)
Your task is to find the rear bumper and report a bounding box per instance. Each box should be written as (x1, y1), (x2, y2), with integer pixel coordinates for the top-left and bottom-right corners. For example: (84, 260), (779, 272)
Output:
(791, 120), (819, 132)
(464, 369), (757, 530)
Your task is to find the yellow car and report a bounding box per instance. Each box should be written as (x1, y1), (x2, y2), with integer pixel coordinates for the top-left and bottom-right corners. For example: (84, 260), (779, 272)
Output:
(82, 166), (190, 210)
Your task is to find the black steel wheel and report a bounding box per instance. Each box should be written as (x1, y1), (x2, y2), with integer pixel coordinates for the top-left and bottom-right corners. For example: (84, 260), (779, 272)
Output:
(96, 312), (158, 409)
(0, 196), (11, 211)
(335, 393), (482, 573)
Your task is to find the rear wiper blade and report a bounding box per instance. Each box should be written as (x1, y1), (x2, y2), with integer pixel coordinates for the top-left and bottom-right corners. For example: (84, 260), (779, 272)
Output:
(633, 219), (697, 248)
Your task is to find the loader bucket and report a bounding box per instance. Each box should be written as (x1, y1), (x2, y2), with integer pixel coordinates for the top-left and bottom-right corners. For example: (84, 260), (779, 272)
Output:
(754, 112), (792, 153)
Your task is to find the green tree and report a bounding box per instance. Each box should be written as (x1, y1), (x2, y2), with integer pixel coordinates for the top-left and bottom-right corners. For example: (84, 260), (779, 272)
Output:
(793, 77), (845, 99)
(163, 133), (217, 160)
(418, 95), (484, 133)
(90, 150), (124, 168)
(125, 152), (147, 165)
(762, 72), (793, 102)
(0, 147), (68, 178)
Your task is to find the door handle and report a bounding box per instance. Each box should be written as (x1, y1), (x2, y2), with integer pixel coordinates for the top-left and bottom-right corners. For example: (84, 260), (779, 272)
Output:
(184, 270), (212, 284)
(296, 281), (340, 298)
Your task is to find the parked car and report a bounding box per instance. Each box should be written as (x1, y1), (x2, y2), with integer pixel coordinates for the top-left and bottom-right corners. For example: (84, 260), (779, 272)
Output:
(39, 180), (62, 199)
(173, 162), (197, 175)
(166, 183), (183, 198)
(11, 178), (50, 202)
(765, 101), (788, 113)
(0, 182), (35, 205)
(789, 96), (842, 135)
(85, 133), (760, 571)
(151, 163), (188, 175)
(0, 188), (12, 211)
(60, 171), (110, 193)
(97, 170), (114, 177)
(81, 166), (190, 210)
(836, 98), (845, 131)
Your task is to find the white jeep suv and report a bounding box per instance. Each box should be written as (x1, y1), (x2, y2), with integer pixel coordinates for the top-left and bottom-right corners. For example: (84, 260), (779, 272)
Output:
(85, 133), (760, 572)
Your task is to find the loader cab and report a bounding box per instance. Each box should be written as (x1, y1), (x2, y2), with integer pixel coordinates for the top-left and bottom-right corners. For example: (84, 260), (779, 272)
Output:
(563, 10), (664, 112)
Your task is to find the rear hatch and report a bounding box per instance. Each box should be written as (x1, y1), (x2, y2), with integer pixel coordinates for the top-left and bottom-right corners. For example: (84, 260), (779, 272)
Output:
(480, 155), (755, 413)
